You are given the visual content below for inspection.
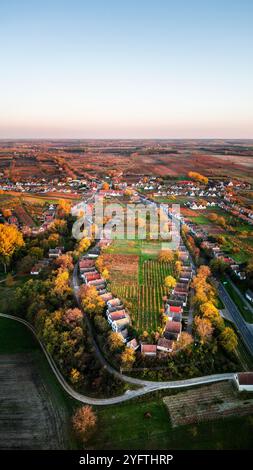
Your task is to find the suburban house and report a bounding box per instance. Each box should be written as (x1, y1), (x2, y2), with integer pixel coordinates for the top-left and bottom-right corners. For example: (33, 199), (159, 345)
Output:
(79, 259), (96, 273)
(111, 317), (130, 332)
(108, 310), (127, 324)
(107, 298), (122, 308)
(234, 373), (253, 392)
(141, 344), (157, 356)
(157, 338), (173, 353)
(164, 320), (182, 341)
(100, 292), (113, 301)
(49, 247), (62, 258)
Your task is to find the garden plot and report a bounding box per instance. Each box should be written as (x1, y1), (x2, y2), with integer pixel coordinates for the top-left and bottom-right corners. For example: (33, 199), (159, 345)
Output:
(163, 382), (253, 428)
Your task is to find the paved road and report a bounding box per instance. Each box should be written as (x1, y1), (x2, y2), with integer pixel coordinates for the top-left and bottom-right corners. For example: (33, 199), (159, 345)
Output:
(0, 313), (235, 405)
(226, 276), (253, 316)
(218, 283), (253, 356)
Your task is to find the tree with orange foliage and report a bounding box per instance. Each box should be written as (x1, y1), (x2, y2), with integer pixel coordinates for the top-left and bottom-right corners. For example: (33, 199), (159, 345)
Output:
(63, 308), (83, 326)
(53, 269), (71, 298)
(79, 285), (105, 316)
(72, 406), (97, 445)
(55, 253), (74, 271)
(0, 223), (24, 272)
(58, 199), (71, 216)
(194, 316), (214, 343)
(121, 347), (135, 369)
(159, 249), (174, 263)
(188, 171), (208, 185)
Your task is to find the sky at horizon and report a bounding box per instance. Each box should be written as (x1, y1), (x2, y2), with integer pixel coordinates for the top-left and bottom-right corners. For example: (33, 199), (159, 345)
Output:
(0, 0), (253, 139)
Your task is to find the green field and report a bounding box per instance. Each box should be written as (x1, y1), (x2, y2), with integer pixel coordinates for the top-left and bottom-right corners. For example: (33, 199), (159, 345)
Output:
(92, 395), (253, 450)
(106, 238), (164, 257)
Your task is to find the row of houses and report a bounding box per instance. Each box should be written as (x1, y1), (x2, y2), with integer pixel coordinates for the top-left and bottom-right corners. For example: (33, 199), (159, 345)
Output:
(162, 243), (194, 351)
(219, 201), (253, 226)
(79, 255), (131, 343)
(201, 241), (246, 280)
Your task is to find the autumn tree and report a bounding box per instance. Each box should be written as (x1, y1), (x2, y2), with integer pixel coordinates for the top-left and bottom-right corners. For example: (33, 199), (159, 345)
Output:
(210, 258), (227, 275)
(58, 199), (71, 216)
(200, 302), (223, 328)
(159, 249), (174, 263)
(194, 316), (214, 343)
(30, 246), (44, 260)
(219, 327), (238, 352)
(188, 171), (208, 185)
(121, 348), (135, 370)
(72, 406), (97, 445)
(108, 331), (124, 351)
(78, 237), (91, 255)
(55, 253), (74, 271)
(80, 285), (105, 316)
(0, 224), (24, 272)
(175, 260), (182, 275)
(48, 232), (60, 248)
(164, 275), (177, 291)
(63, 308), (83, 326)
(173, 332), (193, 351)
(70, 368), (83, 386)
(53, 269), (71, 298)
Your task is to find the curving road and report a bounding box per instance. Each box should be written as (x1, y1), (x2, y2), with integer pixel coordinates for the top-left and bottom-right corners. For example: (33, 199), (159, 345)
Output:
(0, 313), (235, 405)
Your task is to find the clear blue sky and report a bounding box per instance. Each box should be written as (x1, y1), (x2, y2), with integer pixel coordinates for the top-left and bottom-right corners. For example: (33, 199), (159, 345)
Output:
(0, 0), (252, 138)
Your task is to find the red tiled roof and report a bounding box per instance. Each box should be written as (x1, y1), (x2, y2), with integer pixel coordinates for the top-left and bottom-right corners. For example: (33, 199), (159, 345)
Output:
(141, 344), (157, 353)
(157, 338), (173, 350)
(79, 259), (95, 268)
(165, 321), (181, 333)
(169, 306), (182, 313)
(238, 373), (253, 385)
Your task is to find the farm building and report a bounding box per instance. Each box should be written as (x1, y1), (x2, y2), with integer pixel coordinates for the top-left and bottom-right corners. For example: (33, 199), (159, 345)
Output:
(234, 373), (253, 392)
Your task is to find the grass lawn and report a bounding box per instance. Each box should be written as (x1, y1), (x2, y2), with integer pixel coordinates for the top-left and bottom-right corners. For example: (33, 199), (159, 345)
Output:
(106, 238), (162, 257)
(91, 396), (253, 450)
(0, 317), (38, 354)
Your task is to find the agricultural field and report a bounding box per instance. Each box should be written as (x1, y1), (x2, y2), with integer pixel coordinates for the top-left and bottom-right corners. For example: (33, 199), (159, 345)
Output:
(0, 317), (76, 449)
(163, 382), (253, 428)
(105, 245), (174, 332)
